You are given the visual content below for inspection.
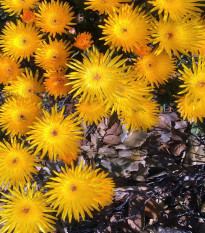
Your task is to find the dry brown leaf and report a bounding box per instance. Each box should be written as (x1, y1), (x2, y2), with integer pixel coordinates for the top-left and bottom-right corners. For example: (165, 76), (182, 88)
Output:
(157, 112), (179, 130)
(172, 143), (186, 157)
(98, 147), (117, 157)
(123, 131), (147, 148)
(103, 135), (121, 145)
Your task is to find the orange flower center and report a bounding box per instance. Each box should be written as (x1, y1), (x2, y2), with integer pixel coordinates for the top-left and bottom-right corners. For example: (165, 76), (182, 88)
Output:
(197, 81), (205, 87)
(23, 207), (30, 214)
(19, 114), (25, 120)
(167, 32), (173, 39)
(52, 130), (58, 136)
(12, 158), (18, 164)
(93, 74), (101, 81)
(71, 185), (77, 192)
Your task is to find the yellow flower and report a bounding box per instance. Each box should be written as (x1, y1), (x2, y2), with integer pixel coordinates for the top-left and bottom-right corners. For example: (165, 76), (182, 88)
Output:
(0, 97), (42, 138)
(119, 99), (160, 132)
(4, 68), (44, 102)
(134, 52), (176, 87)
(0, 20), (42, 62)
(44, 69), (72, 99)
(45, 161), (115, 222)
(67, 46), (127, 103)
(107, 68), (152, 115)
(0, 183), (57, 233)
(73, 32), (94, 51)
(151, 17), (205, 59)
(27, 105), (83, 162)
(176, 94), (205, 122)
(178, 57), (205, 103)
(0, 138), (40, 189)
(0, 0), (39, 15)
(99, 4), (151, 53)
(35, 0), (75, 37)
(0, 54), (24, 85)
(35, 37), (72, 70)
(85, 0), (132, 15)
(74, 99), (108, 125)
(149, 0), (205, 21)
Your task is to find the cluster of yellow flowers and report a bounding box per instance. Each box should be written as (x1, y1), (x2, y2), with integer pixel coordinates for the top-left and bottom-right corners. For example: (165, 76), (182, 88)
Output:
(0, 0), (205, 231)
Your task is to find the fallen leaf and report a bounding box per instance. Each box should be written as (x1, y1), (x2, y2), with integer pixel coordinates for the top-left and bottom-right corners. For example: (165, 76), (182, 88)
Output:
(103, 135), (121, 145)
(98, 147), (117, 157)
(123, 131), (147, 148)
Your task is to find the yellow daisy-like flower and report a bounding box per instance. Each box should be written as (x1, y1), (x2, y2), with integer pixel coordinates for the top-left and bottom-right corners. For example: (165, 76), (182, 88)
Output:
(119, 99), (160, 132)
(0, 182), (57, 233)
(0, 20), (42, 62)
(35, 0), (75, 37)
(67, 46), (127, 103)
(0, 138), (40, 189)
(0, 54), (24, 85)
(27, 105), (83, 162)
(149, 0), (205, 21)
(0, 97), (42, 138)
(35, 37), (72, 70)
(176, 94), (205, 122)
(134, 52), (176, 87)
(45, 161), (115, 222)
(74, 99), (108, 125)
(85, 0), (132, 15)
(191, 19), (205, 56)
(4, 68), (44, 102)
(44, 69), (72, 99)
(107, 67), (152, 115)
(151, 17), (204, 58)
(0, 0), (39, 15)
(178, 57), (205, 103)
(99, 4), (151, 53)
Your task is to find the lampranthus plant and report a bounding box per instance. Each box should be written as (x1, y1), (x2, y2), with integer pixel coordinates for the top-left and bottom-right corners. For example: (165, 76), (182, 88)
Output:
(73, 32), (94, 51)
(35, 0), (75, 37)
(100, 4), (151, 53)
(4, 68), (44, 102)
(0, 0), (39, 16)
(85, 0), (132, 15)
(0, 182), (57, 233)
(21, 10), (37, 23)
(151, 16), (205, 59)
(35, 37), (72, 70)
(133, 44), (152, 57)
(119, 99), (160, 132)
(0, 97), (42, 138)
(176, 94), (205, 122)
(0, 138), (41, 189)
(44, 69), (72, 99)
(58, 154), (77, 165)
(45, 161), (115, 222)
(178, 56), (205, 105)
(149, 0), (205, 21)
(108, 78), (152, 115)
(67, 46), (127, 103)
(74, 99), (108, 125)
(0, 54), (24, 85)
(0, 20), (42, 62)
(27, 105), (83, 162)
(134, 52), (177, 87)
